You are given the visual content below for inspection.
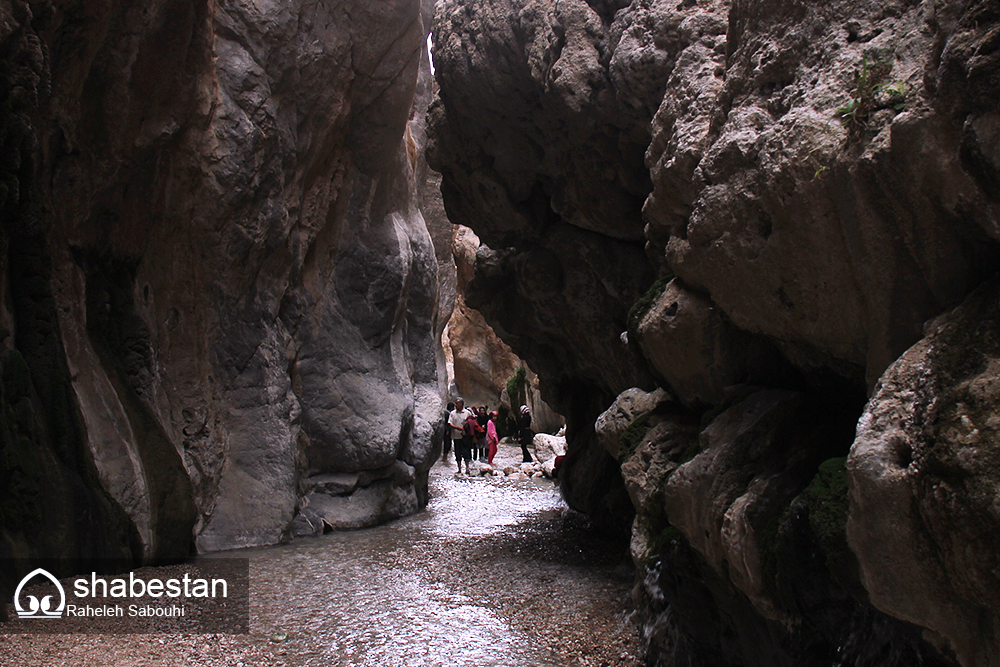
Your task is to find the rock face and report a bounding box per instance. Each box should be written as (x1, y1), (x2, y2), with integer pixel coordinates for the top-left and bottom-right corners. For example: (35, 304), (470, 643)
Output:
(645, 0), (999, 389)
(445, 223), (563, 432)
(849, 277), (1000, 667)
(0, 0), (443, 564)
(429, 0), (659, 529)
(429, 0), (1000, 665)
(446, 225), (523, 409)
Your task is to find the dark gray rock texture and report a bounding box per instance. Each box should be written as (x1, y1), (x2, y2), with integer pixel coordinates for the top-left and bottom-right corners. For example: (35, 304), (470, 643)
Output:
(0, 0), (443, 561)
(849, 277), (1000, 667)
(429, 0), (1000, 665)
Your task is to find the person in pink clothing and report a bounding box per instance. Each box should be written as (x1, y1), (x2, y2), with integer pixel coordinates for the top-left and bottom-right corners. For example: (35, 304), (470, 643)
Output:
(486, 411), (500, 465)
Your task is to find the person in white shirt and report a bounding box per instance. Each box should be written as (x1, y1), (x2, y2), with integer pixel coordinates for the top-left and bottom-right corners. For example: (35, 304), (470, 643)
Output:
(447, 398), (475, 475)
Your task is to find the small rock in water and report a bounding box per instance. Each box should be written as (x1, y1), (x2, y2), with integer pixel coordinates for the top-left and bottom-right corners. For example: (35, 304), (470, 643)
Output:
(270, 631), (289, 643)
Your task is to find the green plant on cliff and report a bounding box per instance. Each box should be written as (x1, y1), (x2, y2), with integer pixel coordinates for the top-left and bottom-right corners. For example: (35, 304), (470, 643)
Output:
(806, 457), (850, 560)
(506, 367), (527, 404)
(627, 274), (672, 343)
(495, 405), (512, 439)
(505, 367), (527, 434)
(617, 411), (652, 462)
(836, 55), (906, 129)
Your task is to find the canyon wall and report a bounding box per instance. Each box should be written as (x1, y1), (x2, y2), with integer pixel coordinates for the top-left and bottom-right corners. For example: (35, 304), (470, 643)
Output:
(0, 0), (443, 566)
(446, 222), (563, 433)
(429, 0), (1000, 665)
(424, 161), (564, 435)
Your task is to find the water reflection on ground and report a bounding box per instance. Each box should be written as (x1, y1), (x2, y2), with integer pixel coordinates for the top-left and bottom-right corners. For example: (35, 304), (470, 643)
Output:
(1, 453), (639, 666)
(246, 462), (572, 666)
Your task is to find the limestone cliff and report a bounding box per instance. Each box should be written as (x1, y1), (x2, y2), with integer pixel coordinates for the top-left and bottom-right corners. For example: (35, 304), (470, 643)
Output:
(429, 0), (1000, 665)
(0, 0), (443, 566)
(446, 223), (563, 434)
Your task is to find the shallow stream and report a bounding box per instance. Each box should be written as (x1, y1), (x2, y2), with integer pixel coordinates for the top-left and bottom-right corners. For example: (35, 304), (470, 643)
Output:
(241, 458), (637, 666)
(2, 453), (639, 666)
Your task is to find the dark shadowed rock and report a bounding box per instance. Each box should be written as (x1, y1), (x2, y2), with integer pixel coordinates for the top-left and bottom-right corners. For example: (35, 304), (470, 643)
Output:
(849, 277), (1000, 667)
(446, 223), (564, 431)
(430, 1), (1000, 663)
(429, 0), (660, 443)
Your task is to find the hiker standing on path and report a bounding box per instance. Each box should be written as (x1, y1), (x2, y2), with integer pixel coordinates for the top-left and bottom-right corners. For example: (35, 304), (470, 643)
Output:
(486, 411), (499, 465)
(448, 398), (475, 475)
(475, 406), (490, 462)
(518, 405), (534, 463)
(441, 402), (455, 462)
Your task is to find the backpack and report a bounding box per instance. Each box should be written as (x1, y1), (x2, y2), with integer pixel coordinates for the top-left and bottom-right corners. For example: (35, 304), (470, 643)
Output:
(466, 415), (485, 438)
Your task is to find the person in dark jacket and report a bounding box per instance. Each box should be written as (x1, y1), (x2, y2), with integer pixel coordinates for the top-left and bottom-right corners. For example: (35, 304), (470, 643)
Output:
(441, 402), (455, 462)
(475, 406), (489, 462)
(518, 405), (533, 463)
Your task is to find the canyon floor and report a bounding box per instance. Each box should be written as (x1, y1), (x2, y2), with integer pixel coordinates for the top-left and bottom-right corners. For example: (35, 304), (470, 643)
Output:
(1, 442), (640, 666)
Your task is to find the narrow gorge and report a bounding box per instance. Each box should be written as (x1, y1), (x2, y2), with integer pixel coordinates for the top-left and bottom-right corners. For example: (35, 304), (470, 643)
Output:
(2, 0), (999, 665)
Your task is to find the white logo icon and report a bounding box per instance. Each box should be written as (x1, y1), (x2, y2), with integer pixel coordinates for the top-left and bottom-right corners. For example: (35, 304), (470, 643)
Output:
(13, 568), (66, 619)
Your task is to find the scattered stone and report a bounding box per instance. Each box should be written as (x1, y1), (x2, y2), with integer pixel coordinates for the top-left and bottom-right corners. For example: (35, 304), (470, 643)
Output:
(533, 432), (567, 462)
(468, 461), (494, 477)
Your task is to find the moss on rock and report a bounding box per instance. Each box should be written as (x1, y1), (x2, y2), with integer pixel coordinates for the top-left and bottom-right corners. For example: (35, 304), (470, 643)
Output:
(626, 275), (671, 343)
(617, 411), (652, 463)
(806, 457), (850, 560)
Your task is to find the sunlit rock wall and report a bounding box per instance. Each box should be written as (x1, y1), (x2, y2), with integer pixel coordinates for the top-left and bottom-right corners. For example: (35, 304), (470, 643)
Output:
(0, 0), (442, 564)
(429, 0), (1000, 664)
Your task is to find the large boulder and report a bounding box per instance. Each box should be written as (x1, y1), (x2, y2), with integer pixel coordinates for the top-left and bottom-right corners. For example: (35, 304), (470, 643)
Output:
(594, 387), (672, 460)
(532, 431), (566, 462)
(848, 277), (1000, 667)
(646, 0), (1000, 387)
(636, 279), (793, 408)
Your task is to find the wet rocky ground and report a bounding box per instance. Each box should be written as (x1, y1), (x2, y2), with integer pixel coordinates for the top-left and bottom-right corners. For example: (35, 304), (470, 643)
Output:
(1, 443), (640, 666)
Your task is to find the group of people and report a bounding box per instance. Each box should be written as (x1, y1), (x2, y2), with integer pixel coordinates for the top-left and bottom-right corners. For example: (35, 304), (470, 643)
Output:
(444, 398), (534, 476)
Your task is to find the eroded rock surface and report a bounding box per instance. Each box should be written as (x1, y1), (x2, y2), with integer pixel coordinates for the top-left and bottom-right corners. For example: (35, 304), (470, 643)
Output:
(429, 0), (661, 527)
(1, 0), (443, 562)
(849, 277), (1000, 667)
(445, 223), (563, 432)
(429, 0), (1000, 665)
